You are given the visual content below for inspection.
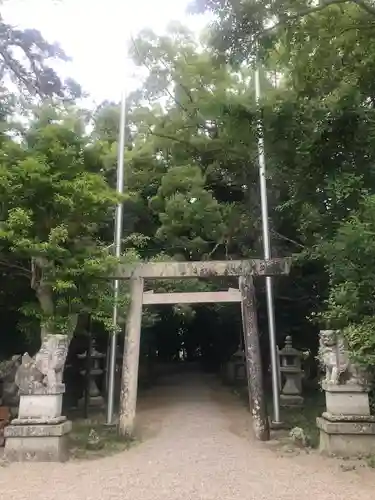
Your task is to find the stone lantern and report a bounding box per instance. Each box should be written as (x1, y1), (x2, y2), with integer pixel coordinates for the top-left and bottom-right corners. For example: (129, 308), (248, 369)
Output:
(226, 347), (246, 385)
(78, 339), (105, 408)
(279, 336), (304, 406)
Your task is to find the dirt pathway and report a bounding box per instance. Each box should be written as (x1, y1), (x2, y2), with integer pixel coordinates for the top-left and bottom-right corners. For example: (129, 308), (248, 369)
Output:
(0, 373), (374, 500)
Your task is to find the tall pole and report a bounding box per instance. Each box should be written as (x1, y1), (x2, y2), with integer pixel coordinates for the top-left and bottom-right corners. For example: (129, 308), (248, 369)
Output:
(106, 89), (127, 425)
(254, 65), (281, 424)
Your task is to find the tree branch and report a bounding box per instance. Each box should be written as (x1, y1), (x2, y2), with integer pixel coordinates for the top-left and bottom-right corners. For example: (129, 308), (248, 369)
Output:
(205, 239), (223, 259)
(0, 47), (39, 95)
(0, 258), (31, 278)
(280, 0), (351, 23)
(148, 127), (201, 152)
(271, 229), (305, 249)
(353, 0), (375, 17)
(276, 295), (319, 303)
(130, 36), (191, 116)
(257, 0), (375, 42)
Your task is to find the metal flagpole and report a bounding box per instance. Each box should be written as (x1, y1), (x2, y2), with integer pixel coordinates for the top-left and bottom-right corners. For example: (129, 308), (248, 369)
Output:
(254, 64), (281, 424)
(106, 89), (127, 425)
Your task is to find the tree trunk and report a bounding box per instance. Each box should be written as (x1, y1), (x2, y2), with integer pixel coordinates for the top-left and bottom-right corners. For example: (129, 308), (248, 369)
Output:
(31, 256), (55, 340)
(118, 278), (144, 437)
(31, 256), (78, 357)
(239, 275), (270, 441)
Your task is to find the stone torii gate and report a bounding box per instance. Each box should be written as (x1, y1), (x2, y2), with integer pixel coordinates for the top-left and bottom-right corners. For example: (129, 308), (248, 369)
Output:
(112, 258), (290, 441)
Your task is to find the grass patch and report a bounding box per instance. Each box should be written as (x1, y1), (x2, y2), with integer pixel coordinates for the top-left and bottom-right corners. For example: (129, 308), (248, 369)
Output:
(277, 391), (325, 448)
(69, 413), (138, 460)
(230, 383), (324, 448)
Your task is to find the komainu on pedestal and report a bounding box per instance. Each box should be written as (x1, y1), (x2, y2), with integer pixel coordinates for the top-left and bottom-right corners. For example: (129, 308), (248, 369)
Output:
(316, 330), (375, 457)
(4, 334), (72, 462)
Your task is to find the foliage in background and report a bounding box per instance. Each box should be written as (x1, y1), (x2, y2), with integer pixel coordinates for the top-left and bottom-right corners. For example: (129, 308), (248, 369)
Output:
(0, 107), (140, 343)
(2, 1), (375, 371)
(0, 10), (82, 100)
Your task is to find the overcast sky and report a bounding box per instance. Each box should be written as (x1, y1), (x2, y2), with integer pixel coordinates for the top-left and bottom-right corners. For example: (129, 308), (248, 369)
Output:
(2, 0), (210, 105)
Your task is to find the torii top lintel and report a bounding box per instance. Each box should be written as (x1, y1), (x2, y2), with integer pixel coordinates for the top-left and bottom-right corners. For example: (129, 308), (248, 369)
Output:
(114, 258), (291, 280)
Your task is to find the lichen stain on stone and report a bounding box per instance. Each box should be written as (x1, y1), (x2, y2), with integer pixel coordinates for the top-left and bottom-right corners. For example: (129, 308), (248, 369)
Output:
(198, 267), (218, 278)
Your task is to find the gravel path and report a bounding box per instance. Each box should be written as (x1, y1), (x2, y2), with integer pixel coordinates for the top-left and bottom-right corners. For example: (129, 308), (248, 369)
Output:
(0, 372), (374, 500)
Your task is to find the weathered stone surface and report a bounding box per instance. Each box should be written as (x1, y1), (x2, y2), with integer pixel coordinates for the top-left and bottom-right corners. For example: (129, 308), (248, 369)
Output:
(5, 420), (71, 438)
(317, 417), (375, 435)
(86, 429), (104, 450)
(11, 415), (66, 426)
(317, 351), (375, 456)
(279, 336), (303, 406)
(324, 385), (370, 416)
(280, 394), (304, 407)
(143, 289), (242, 305)
(224, 349), (247, 385)
(239, 275), (269, 441)
(4, 419), (71, 462)
(18, 393), (63, 419)
(119, 277), (144, 437)
(4, 435), (69, 462)
(15, 334), (69, 395)
(318, 330), (365, 386)
(15, 353), (43, 393)
(0, 355), (22, 380)
(317, 416), (375, 456)
(22, 383), (65, 396)
(322, 412), (375, 423)
(321, 381), (366, 393)
(114, 258), (291, 280)
(290, 426), (310, 447)
(117, 258), (291, 439)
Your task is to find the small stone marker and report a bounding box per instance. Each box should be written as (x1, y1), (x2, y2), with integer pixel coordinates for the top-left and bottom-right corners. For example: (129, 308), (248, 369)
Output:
(86, 429), (104, 450)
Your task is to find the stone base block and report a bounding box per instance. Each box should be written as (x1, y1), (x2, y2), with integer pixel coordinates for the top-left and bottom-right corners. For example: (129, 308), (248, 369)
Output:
(322, 382), (370, 416)
(19, 393), (63, 420)
(280, 394), (304, 407)
(317, 416), (375, 456)
(4, 420), (71, 462)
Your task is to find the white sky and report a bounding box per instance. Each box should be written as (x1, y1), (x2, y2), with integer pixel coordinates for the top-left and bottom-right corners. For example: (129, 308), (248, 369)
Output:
(2, 0), (210, 105)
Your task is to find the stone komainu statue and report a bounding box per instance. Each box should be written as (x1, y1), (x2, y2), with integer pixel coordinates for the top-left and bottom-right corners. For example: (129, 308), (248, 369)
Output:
(318, 330), (362, 385)
(15, 334), (69, 393)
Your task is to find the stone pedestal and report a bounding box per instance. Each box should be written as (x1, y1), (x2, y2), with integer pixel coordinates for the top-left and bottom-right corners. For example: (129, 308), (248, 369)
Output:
(85, 377), (105, 406)
(4, 418), (71, 462)
(19, 393), (63, 419)
(280, 393), (304, 406)
(280, 369), (304, 406)
(317, 382), (375, 456)
(4, 384), (71, 462)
